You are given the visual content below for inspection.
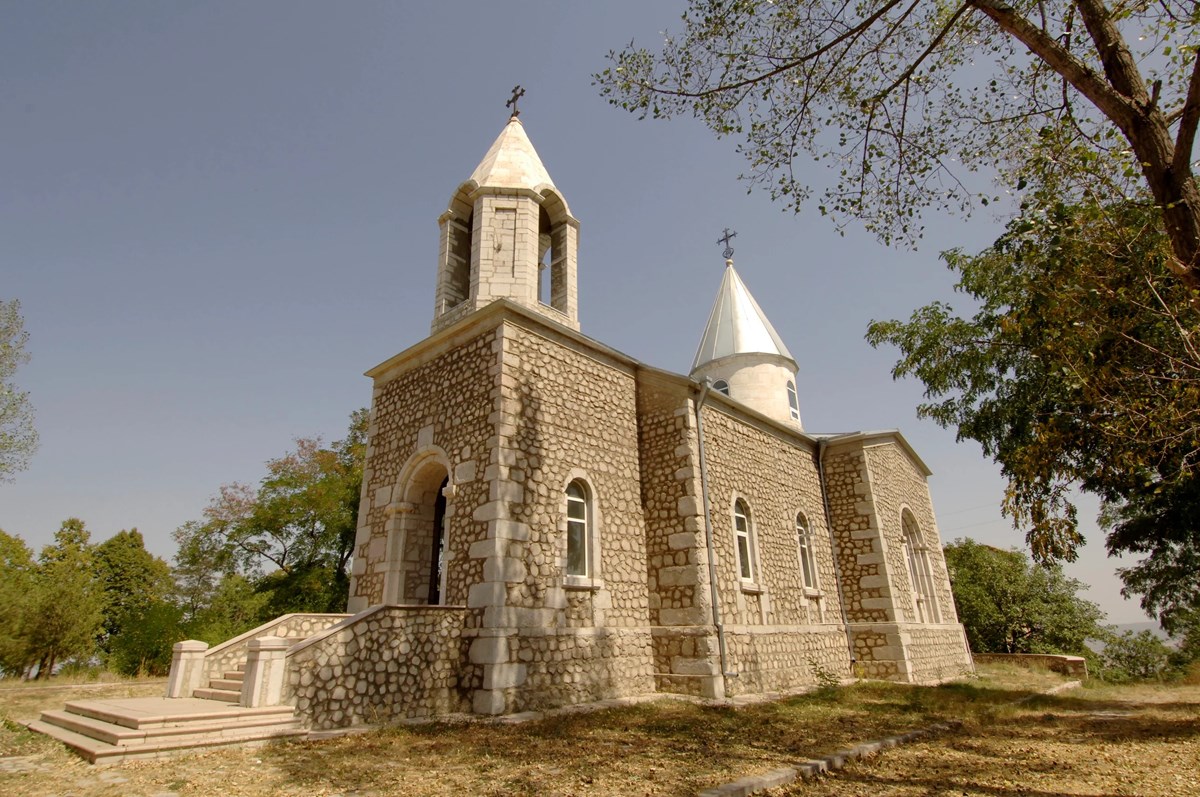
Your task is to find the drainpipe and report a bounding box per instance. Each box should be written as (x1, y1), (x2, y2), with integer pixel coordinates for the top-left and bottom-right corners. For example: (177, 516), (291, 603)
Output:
(817, 439), (857, 674)
(693, 379), (732, 693)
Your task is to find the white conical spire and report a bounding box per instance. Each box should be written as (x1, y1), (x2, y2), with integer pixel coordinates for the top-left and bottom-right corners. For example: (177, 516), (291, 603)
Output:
(467, 116), (567, 211)
(691, 262), (796, 373)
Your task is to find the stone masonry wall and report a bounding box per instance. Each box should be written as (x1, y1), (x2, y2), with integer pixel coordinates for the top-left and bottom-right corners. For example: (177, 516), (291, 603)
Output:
(697, 405), (852, 694)
(862, 443), (957, 625)
(349, 328), (498, 613)
(493, 324), (655, 709)
(202, 614), (350, 685)
(285, 606), (472, 730)
(636, 377), (722, 697)
(822, 447), (891, 623)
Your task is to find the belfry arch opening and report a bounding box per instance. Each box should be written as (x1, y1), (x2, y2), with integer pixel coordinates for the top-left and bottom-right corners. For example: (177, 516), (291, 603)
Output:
(537, 191), (570, 315)
(442, 185), (476, 313)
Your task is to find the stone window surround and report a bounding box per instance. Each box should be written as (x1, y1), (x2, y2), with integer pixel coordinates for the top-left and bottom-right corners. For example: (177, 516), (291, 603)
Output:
(794, 510), (820, 593)
(900, 505), (941, 624)
(730, 493), (761, 592)
(560, 468), (604, 591)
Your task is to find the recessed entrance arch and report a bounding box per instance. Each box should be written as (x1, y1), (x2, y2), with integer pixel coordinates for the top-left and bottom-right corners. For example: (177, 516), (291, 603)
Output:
(386, 450), (453, 606)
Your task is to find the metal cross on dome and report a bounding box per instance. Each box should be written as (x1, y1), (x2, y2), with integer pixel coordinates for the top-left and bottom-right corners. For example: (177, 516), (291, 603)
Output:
(506, 85), (525, 118)
(717, 228), (737, 260)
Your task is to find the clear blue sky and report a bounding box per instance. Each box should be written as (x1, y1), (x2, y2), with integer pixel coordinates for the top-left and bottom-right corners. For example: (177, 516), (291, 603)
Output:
(1, 1), (1149, 623)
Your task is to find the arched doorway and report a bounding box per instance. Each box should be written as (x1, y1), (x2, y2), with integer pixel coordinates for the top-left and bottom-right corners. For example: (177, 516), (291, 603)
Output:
(388, 456), (452, 605)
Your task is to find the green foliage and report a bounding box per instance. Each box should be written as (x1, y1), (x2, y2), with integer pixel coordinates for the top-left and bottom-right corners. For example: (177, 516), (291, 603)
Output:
(944, 538), (1104, 656)
(94, 529), (175, 654)
(596, 1), (1200, 284)
(182, 574), (269, 646)
(23, 519), (105, 678)
(868, 199), (1200, 626)
(0, 299), (38, 480)
(0, 529), (37, 675)
(106, 600), (185, 676)
(173, 410), (366, 619)
(1096, 629), (1174, 683)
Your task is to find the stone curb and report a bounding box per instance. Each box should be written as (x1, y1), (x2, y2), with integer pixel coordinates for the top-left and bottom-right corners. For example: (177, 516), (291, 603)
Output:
(695, 721), (962, 797)
(695, 678), (1084, 796)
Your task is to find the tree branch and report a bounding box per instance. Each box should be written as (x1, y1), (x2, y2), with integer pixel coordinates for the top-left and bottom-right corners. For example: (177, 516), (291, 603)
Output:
(967, 0), (1137, 130)
(1173, 48), (1200, 175)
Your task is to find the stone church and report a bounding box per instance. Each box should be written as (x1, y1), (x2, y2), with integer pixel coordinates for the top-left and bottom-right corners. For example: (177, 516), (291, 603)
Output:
(333, 112), (973, 720)
(34, 113), (973, 760)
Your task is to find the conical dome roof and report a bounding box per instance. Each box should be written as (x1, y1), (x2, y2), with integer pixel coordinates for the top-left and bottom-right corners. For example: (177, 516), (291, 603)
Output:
(691, 263), (796, 373)
(468, 116), (565, 210)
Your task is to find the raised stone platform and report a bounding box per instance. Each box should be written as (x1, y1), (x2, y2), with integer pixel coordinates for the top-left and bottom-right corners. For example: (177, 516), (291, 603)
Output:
(26, 696), (304, 765)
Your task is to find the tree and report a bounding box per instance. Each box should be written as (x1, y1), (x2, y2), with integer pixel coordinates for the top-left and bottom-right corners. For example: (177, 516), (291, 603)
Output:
(173, 410), (367, 618)
(1, 299), (38, 480)
(866, 197), (1200, 627)
(597, 1), (1200, 287)
(23, 519), (104, 678)
(93, 529), (177, 671)
(943, 538), (1104, 655)
(0, 529), (38, 675)
(1098, 628), (1174, 681)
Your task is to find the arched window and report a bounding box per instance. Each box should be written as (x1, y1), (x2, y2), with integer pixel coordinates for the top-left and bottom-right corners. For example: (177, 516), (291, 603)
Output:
(902, 510), (940, 623)
(712, 379), (730, 396)
(566, 480), (591, 577)
(787, 380), (800, 421)
(796, 512), (817, 590)
(733, 498), (755, 581)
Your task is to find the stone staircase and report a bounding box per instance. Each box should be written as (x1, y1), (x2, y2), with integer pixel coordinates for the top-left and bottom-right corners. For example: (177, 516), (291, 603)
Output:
(28, 640), (313, 764)
(28, 692), (305, 765)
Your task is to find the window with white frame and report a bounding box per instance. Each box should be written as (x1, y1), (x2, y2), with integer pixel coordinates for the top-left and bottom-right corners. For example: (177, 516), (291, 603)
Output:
(713, 379), (730, 396)
(796, 512), (818, 590)
(566, 480), (591, 577)
(787, 380), (800, 421)
(902, 510), (940, 623)
(733, 498), (755, 581)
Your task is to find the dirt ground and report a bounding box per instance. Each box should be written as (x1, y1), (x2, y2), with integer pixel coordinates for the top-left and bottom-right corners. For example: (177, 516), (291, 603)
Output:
(1, 668), (1196, 796)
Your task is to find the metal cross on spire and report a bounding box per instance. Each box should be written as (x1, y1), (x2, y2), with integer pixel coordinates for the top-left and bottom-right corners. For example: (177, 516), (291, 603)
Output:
(506, 85), (526, 118)
(717, 228), (737, 260)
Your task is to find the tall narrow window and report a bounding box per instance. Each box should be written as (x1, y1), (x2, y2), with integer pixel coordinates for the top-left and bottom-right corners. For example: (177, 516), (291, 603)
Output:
(787, 380), (800, 421)
(796, 512), (817, 590)
(902, 510), (940, 623)
(566, 480), (590, 577)
(713, 379), (730, 396)
(733, 499), (754, 581)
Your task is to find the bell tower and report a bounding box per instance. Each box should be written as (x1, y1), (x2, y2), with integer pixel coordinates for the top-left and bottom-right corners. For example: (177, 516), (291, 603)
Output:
(432, 93), (580, 333)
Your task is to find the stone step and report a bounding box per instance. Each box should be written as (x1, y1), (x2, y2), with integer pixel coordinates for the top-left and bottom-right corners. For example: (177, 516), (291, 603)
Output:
(63, 698), (295, 730)
(207, 678), (244, 691)
(27, 718), (305, 765)
(222, 670), (246, 682)
(38, 708), (301, 746)
(191, 687), (242, 703)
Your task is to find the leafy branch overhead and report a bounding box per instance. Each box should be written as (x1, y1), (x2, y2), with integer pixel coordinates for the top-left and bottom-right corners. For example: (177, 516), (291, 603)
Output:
(597, 0), (1200, 286)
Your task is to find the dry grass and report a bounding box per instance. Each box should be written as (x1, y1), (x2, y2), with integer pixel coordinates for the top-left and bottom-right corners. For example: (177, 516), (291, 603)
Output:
(1, 665), (1196, 796)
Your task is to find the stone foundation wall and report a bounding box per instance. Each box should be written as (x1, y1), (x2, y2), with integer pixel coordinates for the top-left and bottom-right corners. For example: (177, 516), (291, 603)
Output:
(723, 624), (852, 696)
(285, 605), (472, 730)
(512, 627), (656, 712)
(904, 624), (974, 683)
